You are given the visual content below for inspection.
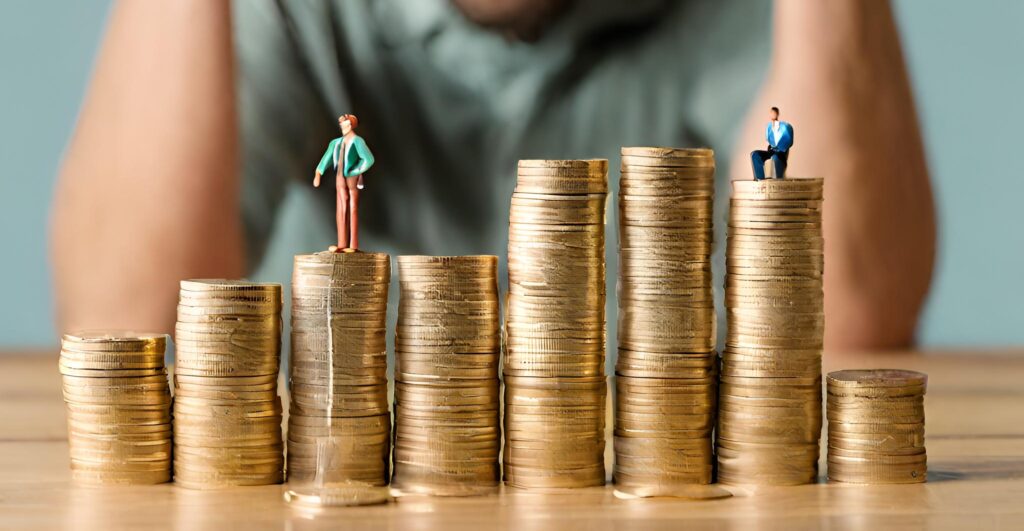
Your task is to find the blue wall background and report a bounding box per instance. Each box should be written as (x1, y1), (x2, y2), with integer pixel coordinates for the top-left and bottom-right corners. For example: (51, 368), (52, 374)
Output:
(1, 1), (1021, 349)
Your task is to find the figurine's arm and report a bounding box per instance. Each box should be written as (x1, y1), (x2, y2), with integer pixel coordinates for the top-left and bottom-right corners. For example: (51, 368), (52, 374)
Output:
(778, 126), (794, 152)
(731, 0), (935, 350)
(354, 138), (375, 175)
(313, 140), (337, 187)
(51, 0), (243, 334)
(350, 138), (375, 190)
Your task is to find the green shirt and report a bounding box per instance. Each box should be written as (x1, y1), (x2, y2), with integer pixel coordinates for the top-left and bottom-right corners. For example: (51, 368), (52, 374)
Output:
(233, 0), (772, 350)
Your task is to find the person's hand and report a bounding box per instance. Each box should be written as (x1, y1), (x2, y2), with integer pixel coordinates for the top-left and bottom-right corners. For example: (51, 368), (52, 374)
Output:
(313, 171), (321, 188)
(357, 174), (365, 190)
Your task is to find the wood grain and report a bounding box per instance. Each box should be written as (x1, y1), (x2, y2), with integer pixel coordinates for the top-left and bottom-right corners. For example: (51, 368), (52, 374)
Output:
(2, 350), (1023, 530)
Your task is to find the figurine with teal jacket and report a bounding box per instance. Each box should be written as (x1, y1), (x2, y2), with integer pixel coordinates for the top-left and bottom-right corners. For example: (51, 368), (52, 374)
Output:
(313, 114), (375, 251)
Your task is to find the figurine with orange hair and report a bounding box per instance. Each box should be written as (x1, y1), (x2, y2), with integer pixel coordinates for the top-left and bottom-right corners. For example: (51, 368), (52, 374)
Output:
(313, 114), (375, 251)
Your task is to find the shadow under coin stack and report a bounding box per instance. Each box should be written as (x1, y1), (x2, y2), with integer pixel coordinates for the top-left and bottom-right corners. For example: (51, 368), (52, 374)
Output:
(391, 255), (501, 496)
(287, 252), (391, 491)
(60, 332), (172, 484)
(717, 178), (825, 485)
(173, 280), (284, 488)
(504, 159), (608, 489)
(827, 369), (927, 484)
(615, 147), (718, 495)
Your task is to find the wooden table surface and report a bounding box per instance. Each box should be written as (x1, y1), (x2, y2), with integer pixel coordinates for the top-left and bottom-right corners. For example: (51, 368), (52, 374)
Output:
(2, 350), (1023, 530)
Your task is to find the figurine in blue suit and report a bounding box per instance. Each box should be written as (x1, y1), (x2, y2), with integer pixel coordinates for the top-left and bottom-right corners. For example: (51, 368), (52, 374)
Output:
(750, 106), (794, 180)
(313, 114), (375, 251)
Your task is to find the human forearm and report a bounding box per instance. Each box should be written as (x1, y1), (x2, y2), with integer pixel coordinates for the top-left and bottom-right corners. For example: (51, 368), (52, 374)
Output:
(732, 0), (936, 349)
(51, 0), (243, 334)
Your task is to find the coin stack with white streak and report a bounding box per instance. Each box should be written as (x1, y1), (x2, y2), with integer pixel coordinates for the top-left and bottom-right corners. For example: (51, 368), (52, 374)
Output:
(614, 147), (718, 495)
(503, 159), (609, 489)
(172, 280), (284, 488)
(287, 252), (391, 488)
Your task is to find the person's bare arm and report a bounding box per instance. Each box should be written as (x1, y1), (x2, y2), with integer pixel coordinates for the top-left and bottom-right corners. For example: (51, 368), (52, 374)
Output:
(51, 1), (243, 335)
(731, 0), (936, 350)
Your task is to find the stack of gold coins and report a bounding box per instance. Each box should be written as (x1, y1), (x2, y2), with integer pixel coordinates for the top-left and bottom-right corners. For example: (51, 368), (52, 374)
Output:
(391, 255), (501, 496)
(827, 369), (927, 484)
(615, 147), (718, 494)
(287, 252), (391, 488)
(59, 332), (171, 484)
(717, 178), (825, 485)
(504, 159), (608, 489)
(173, 280), (284, 488)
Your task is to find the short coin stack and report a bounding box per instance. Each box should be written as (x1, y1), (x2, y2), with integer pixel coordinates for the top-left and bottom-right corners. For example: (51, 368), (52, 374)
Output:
(288, 252), (391, 488)
(391, 255), (501, 496)
(615, 147), (718, 494)
(827, 369), (927, 484)
(504, 159), (608, 489)
(173, 280), (284, 488)
(717, 178), (825, 485)
(60, 332), (172, 484)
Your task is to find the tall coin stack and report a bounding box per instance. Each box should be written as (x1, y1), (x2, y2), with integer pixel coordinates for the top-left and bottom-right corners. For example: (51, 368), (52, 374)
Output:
(391, 255), (501, 496)
(717, 178), (825, 485)
(615, 147), (718, 494)
(60, 332), (172, 484)
(173, 280), (284, 488)
(288, 252), (391, 489)
(827, 369), (927, 484)
(504, 159), (608, 489)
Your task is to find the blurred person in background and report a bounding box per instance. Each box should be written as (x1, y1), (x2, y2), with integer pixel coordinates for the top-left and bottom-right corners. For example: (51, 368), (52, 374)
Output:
(51, 0), (935, 351)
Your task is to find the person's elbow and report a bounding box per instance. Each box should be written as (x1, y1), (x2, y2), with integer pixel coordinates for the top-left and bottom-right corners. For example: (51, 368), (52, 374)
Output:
(825, 224), (936, 351)
(825, 289), (929, 351)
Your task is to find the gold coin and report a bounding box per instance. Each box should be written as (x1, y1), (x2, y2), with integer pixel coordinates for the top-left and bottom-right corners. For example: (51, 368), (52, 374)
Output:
(621, 146), (713, 157)
(71, 468), (171, 485)
(518, 158), (608, 171)
(620, 154), (715, 168)
(179, 279), (282, 293)
(826, 369), (928, 390)
(61, 331), (168, 351)
(732, 177), (824, 194)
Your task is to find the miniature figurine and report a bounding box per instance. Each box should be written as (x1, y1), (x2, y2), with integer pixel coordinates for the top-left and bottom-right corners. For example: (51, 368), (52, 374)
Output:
(750, 106), (793, 180)
(313, 114), (375, 252)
